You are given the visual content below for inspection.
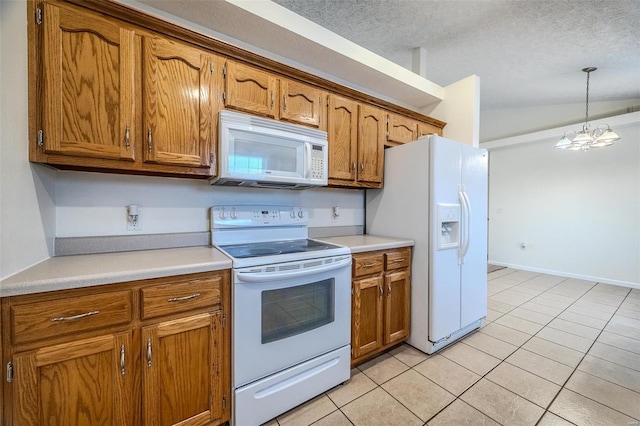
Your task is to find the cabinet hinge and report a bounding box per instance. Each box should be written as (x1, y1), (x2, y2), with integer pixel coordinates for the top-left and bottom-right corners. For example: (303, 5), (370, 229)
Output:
(37, 129), (44, 147)
(36, 7), (43, 25)
(210, 152), (215, 164)
(210, 63), (214, 75)
(222, 313), (227, 328)
(6, 361), (13, 383)
(222, 395), (227, 410)
(222, 92), (226, 102)
(326, 95), (329, 107)
(222, 65), (226, 78)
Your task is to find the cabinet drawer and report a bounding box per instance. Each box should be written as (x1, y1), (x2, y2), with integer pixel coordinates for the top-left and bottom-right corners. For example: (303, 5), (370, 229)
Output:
(141, 275), (222, 320)
(11, 290), (132, 345)
(385, 248), (411, 271)
(353, 253), (384, 277)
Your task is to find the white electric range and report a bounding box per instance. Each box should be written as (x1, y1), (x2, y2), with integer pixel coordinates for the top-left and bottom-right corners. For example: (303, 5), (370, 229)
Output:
(211, 205), (352, 426)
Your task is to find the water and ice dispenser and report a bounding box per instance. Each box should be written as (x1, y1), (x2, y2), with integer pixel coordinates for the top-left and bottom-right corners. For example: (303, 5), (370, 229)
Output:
(436, 203), (460, 250)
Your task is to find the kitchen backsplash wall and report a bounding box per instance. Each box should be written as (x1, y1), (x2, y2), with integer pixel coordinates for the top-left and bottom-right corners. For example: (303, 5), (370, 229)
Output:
(55, 171), (364, 238)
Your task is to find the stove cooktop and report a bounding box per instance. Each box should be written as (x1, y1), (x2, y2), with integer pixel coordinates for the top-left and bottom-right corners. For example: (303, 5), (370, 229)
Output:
(219, 239), (344, 259)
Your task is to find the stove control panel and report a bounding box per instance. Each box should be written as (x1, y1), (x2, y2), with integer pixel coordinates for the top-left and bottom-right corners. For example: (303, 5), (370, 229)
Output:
(211, 205), (308, 229)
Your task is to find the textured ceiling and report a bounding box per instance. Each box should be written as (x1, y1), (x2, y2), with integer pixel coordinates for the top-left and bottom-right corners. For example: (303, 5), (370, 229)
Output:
(272, 0), (640, 110)
(134, 0), (640, 112)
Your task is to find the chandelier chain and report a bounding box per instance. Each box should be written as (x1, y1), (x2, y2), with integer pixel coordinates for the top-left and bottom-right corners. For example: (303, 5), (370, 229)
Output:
(585, 70), (590, 127)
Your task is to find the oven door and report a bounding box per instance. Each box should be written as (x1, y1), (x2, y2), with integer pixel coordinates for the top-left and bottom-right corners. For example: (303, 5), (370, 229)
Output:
(233, 255), (351, 388)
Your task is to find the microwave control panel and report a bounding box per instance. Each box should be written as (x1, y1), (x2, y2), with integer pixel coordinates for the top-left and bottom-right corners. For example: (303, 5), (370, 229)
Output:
(310, 144), (325, 180)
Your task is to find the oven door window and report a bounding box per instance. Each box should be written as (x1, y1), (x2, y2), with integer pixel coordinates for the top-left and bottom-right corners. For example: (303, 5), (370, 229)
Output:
(261, 278), (335, 344)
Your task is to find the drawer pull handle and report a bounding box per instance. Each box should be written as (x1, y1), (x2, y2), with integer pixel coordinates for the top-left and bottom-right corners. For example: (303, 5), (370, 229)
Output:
(167, 293), (201, 303)
(50, 310), (99, 322)
(120, 344), (126, 376)
(147, 338), (152, 368)
(362, 263), (377, 268)
(392, 258), (406, 263)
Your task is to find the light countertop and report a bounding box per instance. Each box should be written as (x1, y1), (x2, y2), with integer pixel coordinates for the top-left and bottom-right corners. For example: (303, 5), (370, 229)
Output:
(1, 235), (413, 298)
(0, 246), (232, 297)
(318, 235), (414, 253)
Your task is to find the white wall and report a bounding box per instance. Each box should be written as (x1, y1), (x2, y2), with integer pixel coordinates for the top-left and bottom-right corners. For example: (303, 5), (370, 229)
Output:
(0, 1), (56, 282)
(423, 75), (480, 147)
(487, 113), (640, 287)
(55, 171), (363, 237)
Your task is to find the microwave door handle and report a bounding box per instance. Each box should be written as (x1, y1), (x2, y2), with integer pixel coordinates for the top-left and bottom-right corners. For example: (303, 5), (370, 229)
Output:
(236, 256), (351, 282)
(305, 142), (312, 179)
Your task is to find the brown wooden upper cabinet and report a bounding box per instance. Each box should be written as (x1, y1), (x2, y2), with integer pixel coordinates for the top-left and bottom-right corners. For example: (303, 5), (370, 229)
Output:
(387, 113), (443, 147)
(223, 60), (278, 119)
(143, 36), (213, 168)
(279, 79), (324, 128)
(327, 95), (384, 188)
(386, 113), (418, 146)
(41, 2), (136, 161)
(223, 60), (325, 129)
(417, 121), (443, 138)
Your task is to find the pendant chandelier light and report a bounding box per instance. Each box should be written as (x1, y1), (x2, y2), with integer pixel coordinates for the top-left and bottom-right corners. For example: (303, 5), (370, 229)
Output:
(555, 67), (620, 151)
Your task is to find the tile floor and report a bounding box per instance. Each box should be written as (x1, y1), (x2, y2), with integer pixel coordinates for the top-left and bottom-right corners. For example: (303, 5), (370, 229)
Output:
(263, 268), (640, 426)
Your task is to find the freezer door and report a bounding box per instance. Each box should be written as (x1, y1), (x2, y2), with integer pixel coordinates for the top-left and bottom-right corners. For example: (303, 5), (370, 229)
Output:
(428, 136), (463, 341)
(460, 144), (488, 327)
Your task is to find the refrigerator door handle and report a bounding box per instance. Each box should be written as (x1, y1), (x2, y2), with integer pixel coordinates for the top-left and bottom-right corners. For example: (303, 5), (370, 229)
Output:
(458, 188), (466, 265)
(461, 190), (472, 260)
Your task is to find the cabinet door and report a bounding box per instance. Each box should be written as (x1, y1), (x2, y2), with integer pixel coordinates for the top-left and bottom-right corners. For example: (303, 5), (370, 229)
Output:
(142, 312), (223, 426)
(351, 276), (383, 359)
(280, 79), (323, 128)
(13, 332), (133, 425)
(327, 95), (358, 182)
(42, 3), (135, 161)
(417, 121), (442, 137)
(144, 37), (212, 168)
(384, 270), (411, 345)
(358, 104), (385, 185)
(387, 113), (417, 145)
(224, 60), (278, 118)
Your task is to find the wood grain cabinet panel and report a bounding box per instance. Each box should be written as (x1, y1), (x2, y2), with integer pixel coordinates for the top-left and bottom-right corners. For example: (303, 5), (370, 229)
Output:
(10, 290), (132, 345)
(351, 276), (383, 359)
(142, 312), (223, 426)
(384, 270), (410, 345)
(143, 36), (213, 168)
(417, 121), (443, 137)
(357, 104), (385, 186)
(41, 2), (135, 161)
(279, 79), (324, 128)
(327, 95), (358, 183)
(141, 275), (221, 320)
(350, 247), (412, 366)
(387, 113), (418, 146)
(13, 332), (134, 426)
(224, 60), (278, 118)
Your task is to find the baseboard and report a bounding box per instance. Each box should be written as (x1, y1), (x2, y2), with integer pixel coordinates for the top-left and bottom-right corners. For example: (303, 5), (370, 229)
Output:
(488, 260), (640, 290)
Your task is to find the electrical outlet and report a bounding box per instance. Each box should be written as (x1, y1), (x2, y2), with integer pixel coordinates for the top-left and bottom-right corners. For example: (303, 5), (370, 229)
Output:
(127, 208), (142, 231)
(127, 216), (142, 231)
(331, 206), (340, 223)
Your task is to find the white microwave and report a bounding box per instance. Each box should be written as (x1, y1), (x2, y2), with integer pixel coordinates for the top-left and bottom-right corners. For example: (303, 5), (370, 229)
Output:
(211, 110), (328, 189)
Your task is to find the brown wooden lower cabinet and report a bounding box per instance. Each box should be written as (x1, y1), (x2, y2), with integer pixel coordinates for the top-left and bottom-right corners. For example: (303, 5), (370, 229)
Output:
(351, 247), (411, 365)
(1, 270), (231, 426)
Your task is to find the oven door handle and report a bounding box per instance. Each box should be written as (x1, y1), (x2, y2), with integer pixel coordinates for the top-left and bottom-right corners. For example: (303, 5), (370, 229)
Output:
(236, 256), (351, 283)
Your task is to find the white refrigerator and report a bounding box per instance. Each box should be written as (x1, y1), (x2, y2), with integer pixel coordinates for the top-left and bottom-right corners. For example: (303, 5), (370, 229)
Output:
(366, 135), (488, 354)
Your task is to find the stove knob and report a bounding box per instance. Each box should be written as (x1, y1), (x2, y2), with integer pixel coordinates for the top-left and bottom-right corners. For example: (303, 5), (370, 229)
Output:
(297, 210), (304, 218)
(230, 208), (237, 220)
(290, 210), (296, 219)
(218, 209), (226, 220)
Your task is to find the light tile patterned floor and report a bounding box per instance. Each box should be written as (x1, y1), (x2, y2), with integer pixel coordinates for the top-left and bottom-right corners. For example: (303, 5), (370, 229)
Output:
(262, 268), (640, 426)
